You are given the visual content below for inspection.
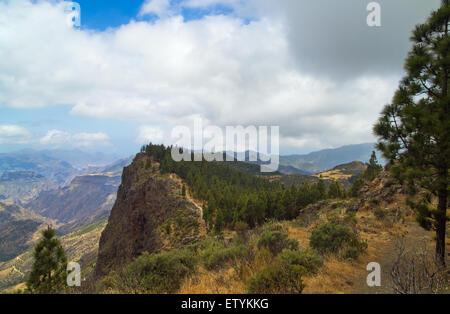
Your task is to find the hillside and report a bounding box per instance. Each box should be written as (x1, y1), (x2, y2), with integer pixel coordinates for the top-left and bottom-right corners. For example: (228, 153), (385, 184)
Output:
(90, 146), (448, 294)
(0, 171), (56, 205)
(0, 202), (55, 262)
(179, 172), (448, 294)
(26, 174), (120, 223)
(21, 156), (130, 231)
(267, 161), (367, 189)
(313, 161), (367, 187)
(2, 147), (446, 294)
(93, 145), (359, 283)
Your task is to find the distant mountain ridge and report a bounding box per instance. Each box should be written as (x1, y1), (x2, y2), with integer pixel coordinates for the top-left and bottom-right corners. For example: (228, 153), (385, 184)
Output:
(223, 143), (378, 175)
(0, 150), (129, 203)
(24, 156), (132, 226)
(0, 154), (131, 263)
(26, 174), (120, 224)
(279, 143), (380, 174)
(13, 149), (121, 170)
(0, 151), (77, 186)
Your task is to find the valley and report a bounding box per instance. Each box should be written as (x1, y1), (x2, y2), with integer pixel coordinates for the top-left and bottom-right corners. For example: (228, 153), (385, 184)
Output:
(0, 150), (132, 290)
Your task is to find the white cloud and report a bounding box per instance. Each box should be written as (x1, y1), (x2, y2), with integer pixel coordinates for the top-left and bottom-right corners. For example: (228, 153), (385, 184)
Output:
(139, 0), (172, 17)
(182, 0), (241, 9)
(40, 130), (110, 147)
(136, 126), (165, 144)
(0, 124), (32, 144)
(0, 0), (432, 150)
(0, 124), (109, 147)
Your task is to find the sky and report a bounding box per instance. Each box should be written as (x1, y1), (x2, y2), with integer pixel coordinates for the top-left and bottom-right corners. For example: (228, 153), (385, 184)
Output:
(0, 0), (441, 157)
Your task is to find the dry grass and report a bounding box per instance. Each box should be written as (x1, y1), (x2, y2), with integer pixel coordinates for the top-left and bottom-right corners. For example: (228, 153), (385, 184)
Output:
(303, 255), (365, 294)
(313, 170), (352, 181)
(179, 266), (246, 294)
(179, 248), (275, 294)
(284, 224), (311, 249)
(178, 198), (435, 295)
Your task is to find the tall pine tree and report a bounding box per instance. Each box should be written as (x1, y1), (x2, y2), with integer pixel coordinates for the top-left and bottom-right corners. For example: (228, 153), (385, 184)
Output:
(374, 2), (450, 265)
(26, 227), (68, 294)
(364, 151), (383, 181)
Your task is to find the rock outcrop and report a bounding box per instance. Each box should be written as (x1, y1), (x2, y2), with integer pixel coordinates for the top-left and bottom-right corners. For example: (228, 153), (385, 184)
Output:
(95, 154), (201, 277)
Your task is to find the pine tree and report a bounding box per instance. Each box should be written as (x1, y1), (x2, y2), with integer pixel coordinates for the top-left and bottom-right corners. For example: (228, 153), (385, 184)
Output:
(315, 180), (327, 201)
(296, 182), (313, 209)
(26, 227), (68, 294)
(364, 151), (383, 181)
(328, 181), (342, 199)
(349, 152), (382, 197)
(350, 177), (365, 198)
(374, 3), (450, 265)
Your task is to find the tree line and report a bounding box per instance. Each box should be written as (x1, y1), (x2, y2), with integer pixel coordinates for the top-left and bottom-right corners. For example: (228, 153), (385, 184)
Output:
(141, 144), (346, 233)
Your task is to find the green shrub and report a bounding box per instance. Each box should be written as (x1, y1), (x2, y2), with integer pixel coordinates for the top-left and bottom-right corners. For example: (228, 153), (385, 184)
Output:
(310, 223), (353, 253)
(342, 241), (368, 259)
(247, 263), (306, 294)
(277, 249), (323, 275)
(117, 249), (197, 293)
(309, 223), (367, 259)
(257, 230), (298, 255)
(187, 237), (221, 253)
(202, 245), (249, 270)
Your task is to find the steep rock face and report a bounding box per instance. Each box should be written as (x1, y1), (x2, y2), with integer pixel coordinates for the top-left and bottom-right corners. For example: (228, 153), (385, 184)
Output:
(95, 154), (200, 277)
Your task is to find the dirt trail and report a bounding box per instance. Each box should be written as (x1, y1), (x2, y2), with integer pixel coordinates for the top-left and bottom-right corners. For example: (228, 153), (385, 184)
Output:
(169, 174), (207, 236)
(351, 222), (437, 294)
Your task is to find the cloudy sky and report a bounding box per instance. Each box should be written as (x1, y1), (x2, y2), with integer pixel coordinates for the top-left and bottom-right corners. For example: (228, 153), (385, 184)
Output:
(0, 0), (441, 156)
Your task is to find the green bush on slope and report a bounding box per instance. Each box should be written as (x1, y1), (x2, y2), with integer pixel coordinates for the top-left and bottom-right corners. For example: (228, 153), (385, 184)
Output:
(257, 230), (298, 255)
(117, 249), (197, 293)
(309, 223), (367, 259)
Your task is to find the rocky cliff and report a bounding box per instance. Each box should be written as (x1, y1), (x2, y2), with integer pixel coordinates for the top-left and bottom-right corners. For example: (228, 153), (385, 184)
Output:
(95, 154), (202, 277)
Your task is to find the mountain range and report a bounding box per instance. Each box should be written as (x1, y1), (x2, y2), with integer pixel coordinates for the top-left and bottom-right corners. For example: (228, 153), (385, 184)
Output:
(279, 143), (381, 174)
(0, 153), (132, 265)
